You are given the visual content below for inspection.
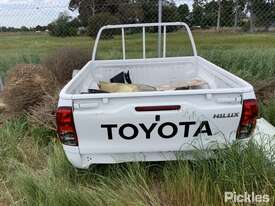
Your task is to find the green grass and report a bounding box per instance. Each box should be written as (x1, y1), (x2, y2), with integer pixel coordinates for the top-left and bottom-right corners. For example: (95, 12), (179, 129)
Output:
(1, 31), (275, 205)
(0, 32), (91, 76)
(1, 31), (275, 81)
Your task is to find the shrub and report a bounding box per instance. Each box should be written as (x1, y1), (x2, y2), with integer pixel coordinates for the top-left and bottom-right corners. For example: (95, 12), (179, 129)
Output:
(27, 91), (59, 131)
(2, 64), (56, 115)
(240, 20), (250, 32)
(48, 12), (78, 37)
(42, 48), (90, 86)
(87, 12), (120, 38)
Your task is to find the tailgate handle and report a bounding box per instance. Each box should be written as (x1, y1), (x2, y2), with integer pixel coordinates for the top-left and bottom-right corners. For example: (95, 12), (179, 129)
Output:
(135, 105), (181, 112)
(216, 96), (242, 103)
(74, 102), (99, 109)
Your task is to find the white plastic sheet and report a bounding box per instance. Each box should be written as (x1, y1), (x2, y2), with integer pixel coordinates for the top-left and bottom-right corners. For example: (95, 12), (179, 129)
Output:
(253, 118), (275, 159)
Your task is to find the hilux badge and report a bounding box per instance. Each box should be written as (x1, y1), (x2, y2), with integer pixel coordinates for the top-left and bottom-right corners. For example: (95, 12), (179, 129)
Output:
(213, 113), (239, 119)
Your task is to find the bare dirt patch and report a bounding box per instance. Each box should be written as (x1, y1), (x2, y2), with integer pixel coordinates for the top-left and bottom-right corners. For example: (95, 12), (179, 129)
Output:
(0, 201), (7, 206)
(0, 97), (6, 112)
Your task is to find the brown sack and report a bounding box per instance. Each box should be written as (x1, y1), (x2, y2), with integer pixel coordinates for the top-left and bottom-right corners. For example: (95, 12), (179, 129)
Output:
(99, 81), (156, 93)
(158, 79), (207, 91)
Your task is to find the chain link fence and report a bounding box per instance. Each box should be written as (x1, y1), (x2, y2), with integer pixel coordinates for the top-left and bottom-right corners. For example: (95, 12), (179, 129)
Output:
(0, 0), (275, 35)
(0, 0), (274, 77)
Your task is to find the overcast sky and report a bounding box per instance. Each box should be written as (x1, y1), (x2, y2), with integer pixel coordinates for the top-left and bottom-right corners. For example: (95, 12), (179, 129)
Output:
(0, 0), (193, 28)
(0, 0), (78, 27)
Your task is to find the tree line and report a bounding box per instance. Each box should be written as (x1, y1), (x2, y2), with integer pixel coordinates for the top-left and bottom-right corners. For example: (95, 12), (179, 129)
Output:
(0, 25), (47, 33)
(193, 0), (275, 31)
(58, 0), (275, 36)
(1, 0), (274, 36)
(48, 0), (191, 37)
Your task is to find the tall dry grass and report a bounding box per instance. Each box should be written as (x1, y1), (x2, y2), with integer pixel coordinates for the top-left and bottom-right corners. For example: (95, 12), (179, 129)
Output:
(2, 64), (56, 115)
(0, 118), (274, 206)
(42, 48), (90, 86)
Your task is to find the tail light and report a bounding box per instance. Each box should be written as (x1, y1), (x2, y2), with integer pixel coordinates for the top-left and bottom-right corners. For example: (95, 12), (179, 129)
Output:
(237, 99), (258, 139)
(56, 107), (78, 146)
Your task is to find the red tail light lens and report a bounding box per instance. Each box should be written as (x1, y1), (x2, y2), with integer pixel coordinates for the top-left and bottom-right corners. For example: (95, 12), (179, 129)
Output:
(237, 99), (258, 139)
(56, 107), (78, 146)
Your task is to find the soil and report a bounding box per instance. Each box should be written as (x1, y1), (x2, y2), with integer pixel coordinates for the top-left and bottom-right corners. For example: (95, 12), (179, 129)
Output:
(0, 98), (5, 111)
(0, 200), (8, 206)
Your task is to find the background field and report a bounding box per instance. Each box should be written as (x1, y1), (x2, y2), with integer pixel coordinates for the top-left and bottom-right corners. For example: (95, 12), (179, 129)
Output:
(1, 31), (275, 81)
(0, 31), (275, 206)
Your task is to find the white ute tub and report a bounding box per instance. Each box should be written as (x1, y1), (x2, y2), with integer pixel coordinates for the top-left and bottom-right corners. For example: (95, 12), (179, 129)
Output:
(57, 22), (272, 169)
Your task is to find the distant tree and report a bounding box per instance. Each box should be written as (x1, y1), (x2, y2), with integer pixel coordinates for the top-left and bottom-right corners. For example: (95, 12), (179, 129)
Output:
(250, 0), (274, 30)
(0, 26), (8, 32)
(34, 25), (47, 31)
(140, 0), (158, 23)
(233, 0), (246, 30)
(20, 26), (29, 32)
(69, 0), (129, 26)
(161, 1), (179, 32)
(162, 1), (179, 22)
(245, 0), (273, 31)
(69, 0), (180, 26)
(117, 2), (144, 24)
(70, 0), (99, 26)
(178, 4), (190, 24)
(220, 0), (234, 26)
(204, 0), (218, 27)
(70, 17), (82, 28)
(35, 25), (42, 31)
(202, 0), (235, 29)
(87, 12), (120, 38)
(134, 0), (179, 24)
(192, 0), (206, 27)
(48, 12), (78, 37)
(7, 27), (17, 32)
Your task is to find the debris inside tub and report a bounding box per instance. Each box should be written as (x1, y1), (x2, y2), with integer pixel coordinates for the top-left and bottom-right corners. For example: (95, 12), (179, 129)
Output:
(157, 79), (208, 91)
(84, 71), (208, 94)
(98, 81), (157, 93)
(110, 71), (132, 84)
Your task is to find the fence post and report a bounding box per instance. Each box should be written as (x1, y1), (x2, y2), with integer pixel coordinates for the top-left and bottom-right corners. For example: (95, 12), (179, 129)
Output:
(158, 0), (162, 58)
(0, 77), (3, 92)
(216, 0), (221, 31)
(248, 0), (255, 32)
(250, 12), (255, 32)
(233, 0), (239, 31)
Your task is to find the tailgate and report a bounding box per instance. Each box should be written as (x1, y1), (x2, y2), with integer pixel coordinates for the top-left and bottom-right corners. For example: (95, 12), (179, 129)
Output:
(73, 93), (243, 154)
